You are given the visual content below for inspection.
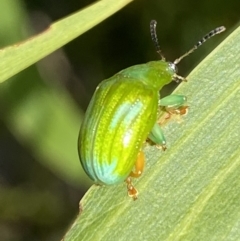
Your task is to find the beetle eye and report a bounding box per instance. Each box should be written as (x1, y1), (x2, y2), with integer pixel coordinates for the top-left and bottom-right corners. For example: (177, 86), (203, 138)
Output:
(169, 62), (178, 74)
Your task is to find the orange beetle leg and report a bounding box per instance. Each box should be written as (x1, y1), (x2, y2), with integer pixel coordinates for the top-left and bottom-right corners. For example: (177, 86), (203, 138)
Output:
(126, 177), (138, 201)
(130, 151), (145, 178)
(159, 106), (189, 125)
(125, 151), (145, 200)
(166, 105), (189, 117)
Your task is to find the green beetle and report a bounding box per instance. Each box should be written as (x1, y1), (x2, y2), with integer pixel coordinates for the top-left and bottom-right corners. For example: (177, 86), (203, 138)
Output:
(78, 20), (225, 199)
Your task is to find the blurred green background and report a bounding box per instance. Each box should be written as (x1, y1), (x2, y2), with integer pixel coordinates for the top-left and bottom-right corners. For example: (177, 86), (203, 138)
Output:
(0, 0), (239, 240)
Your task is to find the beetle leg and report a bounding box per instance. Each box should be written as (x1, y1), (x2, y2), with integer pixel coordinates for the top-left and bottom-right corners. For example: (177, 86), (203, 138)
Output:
(148, 123), (167, 150)
(126, 177), (138, 200)
(159, 94), (188, 122)
(125, 151), (145, 200)
(163, 106), (189, 123)
(130, 151), (145, 178)
(173, 74), (187, 83)
(159, 94), (187, 109)
(165, 105), (188, 115)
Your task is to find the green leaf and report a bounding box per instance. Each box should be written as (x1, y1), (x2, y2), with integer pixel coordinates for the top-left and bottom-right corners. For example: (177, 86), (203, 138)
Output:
(0, 0), (133, 83)
(63, 25), (240, 240)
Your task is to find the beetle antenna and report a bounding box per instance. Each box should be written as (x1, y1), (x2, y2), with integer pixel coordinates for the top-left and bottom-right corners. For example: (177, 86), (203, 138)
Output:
(150, 20), (165, 61)
(174, 26), (226, 65)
